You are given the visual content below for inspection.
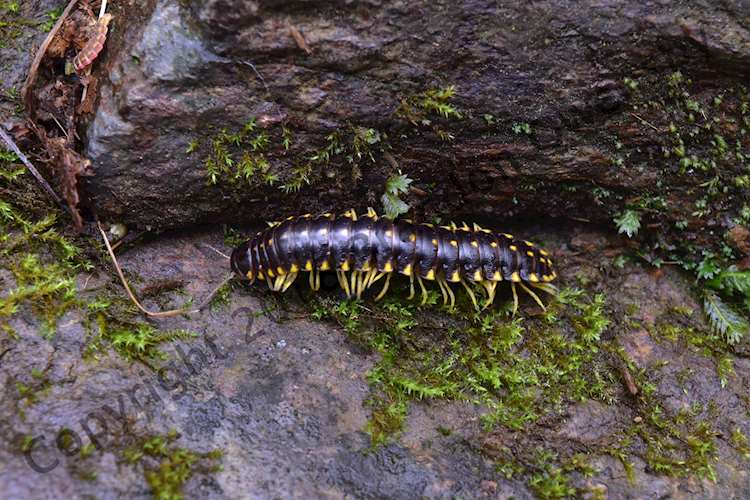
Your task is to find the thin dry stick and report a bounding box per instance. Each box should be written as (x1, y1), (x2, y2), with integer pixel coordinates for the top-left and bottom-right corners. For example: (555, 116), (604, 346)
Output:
(0, 126), (66, 209)
(22, 0), (80, 115)
(630, 112), (659, 131)
(97, 222), (233, 317)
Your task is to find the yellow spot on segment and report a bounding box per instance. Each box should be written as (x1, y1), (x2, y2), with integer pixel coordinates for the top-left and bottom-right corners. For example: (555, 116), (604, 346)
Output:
(525, 241), (535, 247)
(409, 233), (416, 242)
(341, 260), (350, 271)
(277, 266), (286, 275)
(450, 270), (461, 282)
(267, 268), (276, 278)
(304, 260), (313, 271)
(257, 271), (265, 279)
(473, 270), (483, 281)
(402, 263), (412, 276)
(492, 271), (502, 281)
(290, 264), (300, 273)
(384, 261), (393, 273)
(246, 271), (254, 280)
(540, 258), (547, 264)
(322, 212), (331, 217)
(510, 245), (518, 251)
(422, 223), (434, 228)
(529, 273), (539, 282)
(540, 249), (549, 256)
(267, 239), (273, 246)
(471, 240), (479, 248)
(319, 261), (330, 271)
(385, 230), (392, 238)
(425, 269), (436, 280)
(303, 213), (312, 218)
(526, 251), (534, 257)
(432, 239), (438, 246)
(450, 240), (458, 247)
(490, 241), (498, 248)
(510, 271), (520, 282)
(360, 261), (371, 271)
(502, 233), (514, 239)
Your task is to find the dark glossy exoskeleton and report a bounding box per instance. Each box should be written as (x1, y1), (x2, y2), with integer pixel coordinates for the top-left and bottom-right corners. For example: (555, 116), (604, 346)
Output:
(230, 209), (558, 311)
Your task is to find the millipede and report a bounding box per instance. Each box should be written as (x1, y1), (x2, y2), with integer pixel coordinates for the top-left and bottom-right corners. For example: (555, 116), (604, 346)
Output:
(230, 209), (558, 312)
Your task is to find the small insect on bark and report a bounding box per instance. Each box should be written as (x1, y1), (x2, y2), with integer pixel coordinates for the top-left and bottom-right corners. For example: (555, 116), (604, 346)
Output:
(230, 209), (558, 312)
(73, 13), (113, 72)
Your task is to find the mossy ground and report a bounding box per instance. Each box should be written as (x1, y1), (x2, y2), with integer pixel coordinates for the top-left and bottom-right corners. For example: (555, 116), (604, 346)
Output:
(299, 250), (744, 497)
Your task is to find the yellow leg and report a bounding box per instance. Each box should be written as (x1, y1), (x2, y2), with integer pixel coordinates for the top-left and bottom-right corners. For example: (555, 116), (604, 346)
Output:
(281, 272), (298, 292)
(274, 275), (286, 291)
(350, 271), (358, 297)
(337, 270), (351, 297)
(356, 270), (366, 299)
(408, 274), (415, 300)
(511, 282), (519, 316)
(417, 275), (429, 305)
(364, 268), (378, 289)
(519, 282), (546, 310)
(437, 277), (449, 306)
(309, 270), (316, 290)
(266, 274), (275, 290)
(314, 270), (320, 291)
(530, 282), (559, 296)
(461, 279), (479, 311)
(374, 273), (392, 301)
(482, 281), (497, 309)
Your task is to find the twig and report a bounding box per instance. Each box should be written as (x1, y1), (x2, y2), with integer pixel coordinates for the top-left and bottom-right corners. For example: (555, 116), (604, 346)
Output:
(203, 243), (231, 260)
(0, 126), (66, 209)
(97, 222), (233, 317)
(630, 113), (659, 131)
(98, 0), (108, 19)
(288, 24), (312, 54)
(22, 0), (80, 116)
(239, 60), (269, 93)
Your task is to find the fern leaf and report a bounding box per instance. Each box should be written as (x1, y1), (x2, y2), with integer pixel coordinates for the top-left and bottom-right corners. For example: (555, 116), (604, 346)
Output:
(703, 292), (749, 344)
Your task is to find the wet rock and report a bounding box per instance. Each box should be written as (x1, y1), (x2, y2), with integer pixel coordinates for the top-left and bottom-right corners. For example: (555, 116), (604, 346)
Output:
(81, 0), (750, 233)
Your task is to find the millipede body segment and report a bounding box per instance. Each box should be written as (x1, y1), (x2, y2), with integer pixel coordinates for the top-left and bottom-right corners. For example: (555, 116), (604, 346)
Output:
(230, 209), (557, 311)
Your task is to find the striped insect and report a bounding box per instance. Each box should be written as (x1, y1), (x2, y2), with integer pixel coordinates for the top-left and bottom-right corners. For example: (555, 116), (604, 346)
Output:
(73, 13), (113, 72)
(230, 209), (558, 312)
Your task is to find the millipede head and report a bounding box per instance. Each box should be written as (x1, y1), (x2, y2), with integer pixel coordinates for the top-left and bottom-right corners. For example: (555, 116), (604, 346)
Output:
(230, 241), (253, 280)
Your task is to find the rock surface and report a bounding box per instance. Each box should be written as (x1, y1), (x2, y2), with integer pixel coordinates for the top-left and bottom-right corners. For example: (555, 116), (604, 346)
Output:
(83, 0), (750, 240)
(1, 224), (749, 498)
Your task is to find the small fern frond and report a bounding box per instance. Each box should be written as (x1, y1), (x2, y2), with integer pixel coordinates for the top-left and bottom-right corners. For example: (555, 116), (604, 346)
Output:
(703, 292), (749, 345)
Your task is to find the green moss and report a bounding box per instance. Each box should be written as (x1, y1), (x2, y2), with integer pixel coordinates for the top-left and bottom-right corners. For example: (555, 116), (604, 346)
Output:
(396, 85), (462, 141)
(122, 431), (223, 500)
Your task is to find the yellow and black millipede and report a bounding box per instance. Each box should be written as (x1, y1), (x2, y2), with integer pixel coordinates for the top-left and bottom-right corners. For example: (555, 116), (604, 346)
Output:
(230, 209), (558, 312)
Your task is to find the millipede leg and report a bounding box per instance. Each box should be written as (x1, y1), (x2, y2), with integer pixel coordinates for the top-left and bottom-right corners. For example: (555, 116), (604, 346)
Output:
(337, 270), (351, 297)
(511, 282), (519, 316)
(437, 278), (449, 306)
(374, 273), (392, 301)
(274, 275), (286, 291)
(530, 282), (559, 296)
(482, 281), (497, 309)
(267, 274), (275, 290)
(417, 276), (429, 305)
(519, 282), (546, 310)
(408, 274), (415, 300)
(461, 279), (479, 311)
(309, 270), (316, 290)
(314, 270), (321, 291)
(446, 282), (455, 311)
(350, 271), (358, 297)
(281, 272), (298, 292)
(356, 271), (366, 299)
